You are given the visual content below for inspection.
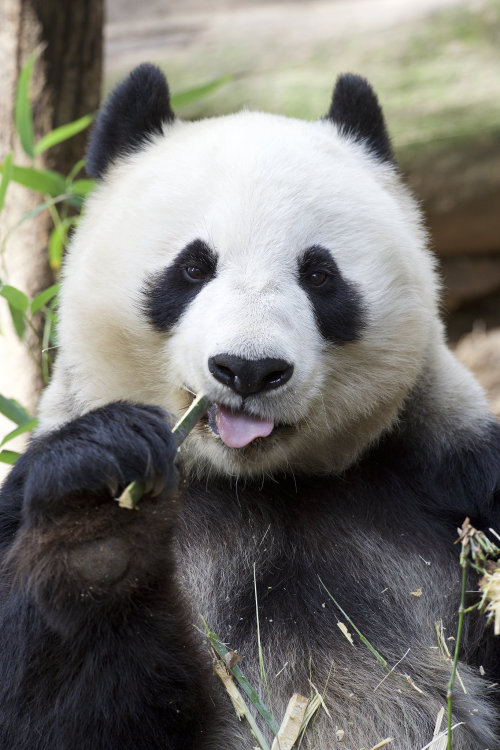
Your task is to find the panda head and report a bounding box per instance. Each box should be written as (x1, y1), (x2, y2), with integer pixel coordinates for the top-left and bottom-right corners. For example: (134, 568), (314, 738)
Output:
(53, 64), (439, 480)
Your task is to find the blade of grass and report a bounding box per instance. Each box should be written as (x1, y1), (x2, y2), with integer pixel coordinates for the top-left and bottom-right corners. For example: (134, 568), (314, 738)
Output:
(318, 576), (387, 668)
(253, 562), (280, 744)
(446, 544), (468, 750)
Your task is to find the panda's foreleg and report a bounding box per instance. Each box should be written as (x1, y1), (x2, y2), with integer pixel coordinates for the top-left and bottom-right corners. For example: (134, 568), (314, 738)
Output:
(0, 402), (213, 750)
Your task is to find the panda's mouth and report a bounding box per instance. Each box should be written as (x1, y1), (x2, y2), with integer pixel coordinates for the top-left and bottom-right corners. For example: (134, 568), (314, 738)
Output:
(206, 403), (275, 449)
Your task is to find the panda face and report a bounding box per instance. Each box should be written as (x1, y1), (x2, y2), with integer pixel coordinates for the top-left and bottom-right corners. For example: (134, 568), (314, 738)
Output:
(54, 98), (438, 480)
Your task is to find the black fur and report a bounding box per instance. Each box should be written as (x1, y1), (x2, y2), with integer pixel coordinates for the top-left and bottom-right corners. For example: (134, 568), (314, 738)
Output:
(0, 393), (499, 747)
(144, 239), (218, 331)
(298, 245), (366, 343)
(0, 403), (217, 749)
(327, 73), (394, 163)
(86, 64), (175, 179)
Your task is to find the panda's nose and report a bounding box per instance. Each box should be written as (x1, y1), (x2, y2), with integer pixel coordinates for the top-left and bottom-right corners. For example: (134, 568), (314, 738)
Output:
(208, 354), (294, 397)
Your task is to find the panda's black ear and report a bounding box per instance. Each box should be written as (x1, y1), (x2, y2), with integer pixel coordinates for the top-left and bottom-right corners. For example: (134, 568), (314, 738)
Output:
(86, 63), (175, 179)
(326, 74), (394, 164)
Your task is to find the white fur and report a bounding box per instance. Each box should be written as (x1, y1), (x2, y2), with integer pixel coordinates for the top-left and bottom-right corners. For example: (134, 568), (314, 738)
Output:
(38, 111), (488, 478)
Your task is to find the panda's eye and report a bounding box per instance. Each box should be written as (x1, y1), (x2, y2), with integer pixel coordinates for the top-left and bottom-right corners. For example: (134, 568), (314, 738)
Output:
(306, 270), (328, 287)
(183, 266), (208, 282)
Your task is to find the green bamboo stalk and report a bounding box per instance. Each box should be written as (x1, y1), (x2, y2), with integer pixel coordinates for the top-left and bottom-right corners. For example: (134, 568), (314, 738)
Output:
(117, 393), (210, 509)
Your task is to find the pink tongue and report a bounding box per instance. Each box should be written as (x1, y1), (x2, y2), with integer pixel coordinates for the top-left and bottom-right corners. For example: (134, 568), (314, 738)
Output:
(217, 405), (274, 448)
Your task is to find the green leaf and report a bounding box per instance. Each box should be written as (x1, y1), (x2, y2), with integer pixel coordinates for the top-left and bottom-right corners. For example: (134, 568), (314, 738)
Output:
(0, 394), (31, 425)
(0, 153), (13, 213)
(1, 418), (38, 447)
(30, 283), (59, 314)
(66, 194), (84, 211)
(67, 158), (86, 183)
(9, 164), (67, 196)
(0, 449), (21, 465)
(171, 75), (232, 108)
(34, 113), (94, 155)
(48, 217), (75, 271)
(0, 284), (29, 313)
(7, 303), (25, 339)
(15, 49), (39, 158)
(69, 178), (95, 197)
(14, 195), (67, 230)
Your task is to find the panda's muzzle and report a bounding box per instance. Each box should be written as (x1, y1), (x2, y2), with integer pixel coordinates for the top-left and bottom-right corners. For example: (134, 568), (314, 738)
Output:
(208, 354), (293, 397)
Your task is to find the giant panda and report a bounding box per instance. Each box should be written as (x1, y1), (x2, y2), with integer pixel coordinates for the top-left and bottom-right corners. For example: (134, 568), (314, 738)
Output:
(0, 63), (498, 749)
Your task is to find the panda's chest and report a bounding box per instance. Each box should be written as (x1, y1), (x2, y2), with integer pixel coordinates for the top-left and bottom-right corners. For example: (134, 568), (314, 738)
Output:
(173, 478), (459, 657)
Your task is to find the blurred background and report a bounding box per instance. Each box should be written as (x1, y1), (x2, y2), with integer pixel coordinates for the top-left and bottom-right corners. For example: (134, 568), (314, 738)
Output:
(1, 0), (500, 470)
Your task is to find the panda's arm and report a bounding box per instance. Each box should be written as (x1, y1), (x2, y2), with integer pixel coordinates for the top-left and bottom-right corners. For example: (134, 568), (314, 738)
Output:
(431, 420), (500, 683)
(0, 402), (209, 750)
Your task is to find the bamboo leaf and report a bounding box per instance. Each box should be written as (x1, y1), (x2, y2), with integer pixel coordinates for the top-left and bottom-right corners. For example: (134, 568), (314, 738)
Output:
(213, 660), (271, 750)
(69, 178), (95, 197)
(30, 283), (59, 314)
(203, 620), (280, 736)
(171, 75), (232, 108)
(9, 164), (66, 196)
(0, 284), (29, 313)
(15, 49), (39, 158)
(11, 195), (68, 234)
(48, 217), (75, 271)
(34, 113), (94, 155)
(0, 394), (31, 425)
(1, 418), (38, 447)
(318, 577), (388, 668)
(0, 449), (21, 465)
(67, 158), (87, 183)
(8, 304), (25, 338)
(66, 194), (84, 210)
(0, 153), (13, 213)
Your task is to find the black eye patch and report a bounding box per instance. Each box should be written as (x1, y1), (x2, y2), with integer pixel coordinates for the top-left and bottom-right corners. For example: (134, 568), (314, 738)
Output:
(297, 246), (366, 344)
(143, 239), (217, 331)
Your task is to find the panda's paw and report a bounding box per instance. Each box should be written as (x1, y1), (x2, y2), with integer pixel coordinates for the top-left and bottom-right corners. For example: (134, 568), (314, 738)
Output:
(5, 403), (184, 631)
(23, 401), (179, 526)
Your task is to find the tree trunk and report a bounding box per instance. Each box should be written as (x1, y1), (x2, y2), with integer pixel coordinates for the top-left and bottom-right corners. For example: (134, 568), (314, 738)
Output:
(0, 0), (103, 470)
